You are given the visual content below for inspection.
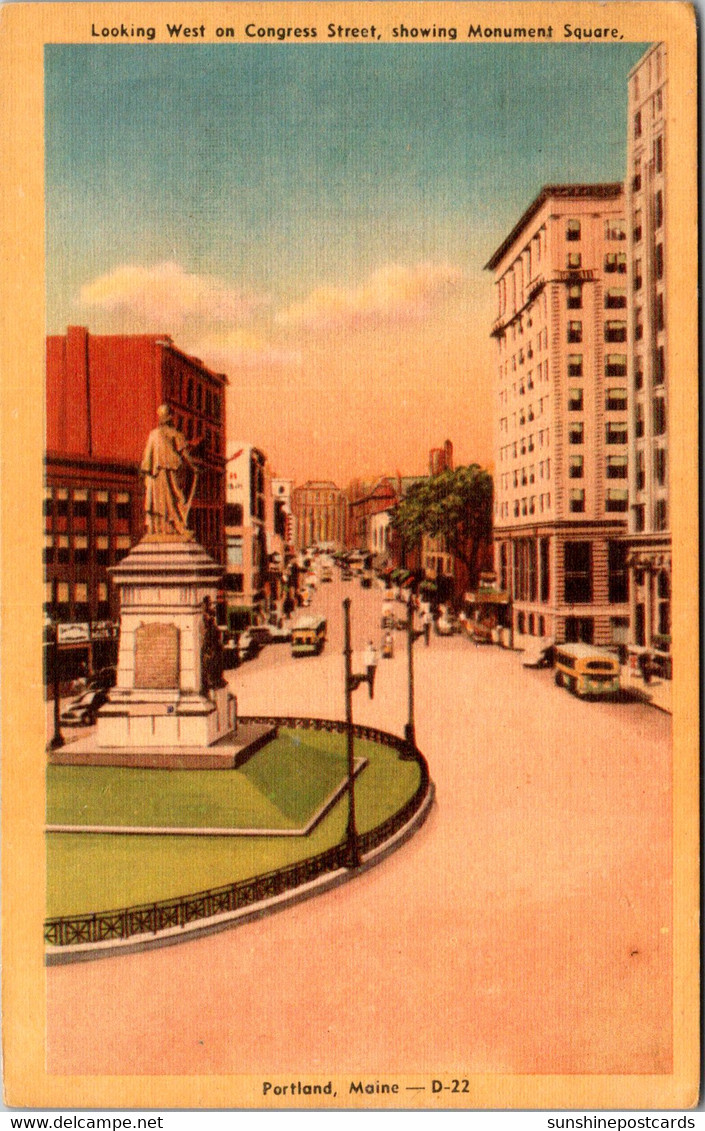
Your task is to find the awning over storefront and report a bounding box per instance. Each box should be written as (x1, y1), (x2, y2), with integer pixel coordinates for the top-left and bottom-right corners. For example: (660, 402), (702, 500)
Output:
(463, 589), (511, 605)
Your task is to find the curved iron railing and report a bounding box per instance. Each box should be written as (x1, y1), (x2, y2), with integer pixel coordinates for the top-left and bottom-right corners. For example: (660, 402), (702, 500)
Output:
(45, 717), (430, 949)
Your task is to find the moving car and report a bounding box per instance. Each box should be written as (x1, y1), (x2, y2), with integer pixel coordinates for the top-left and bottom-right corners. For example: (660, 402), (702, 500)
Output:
(291, 615), (327, 657)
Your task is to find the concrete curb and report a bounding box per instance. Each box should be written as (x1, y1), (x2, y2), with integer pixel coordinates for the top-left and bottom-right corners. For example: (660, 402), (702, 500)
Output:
(45, 778), (435, 965)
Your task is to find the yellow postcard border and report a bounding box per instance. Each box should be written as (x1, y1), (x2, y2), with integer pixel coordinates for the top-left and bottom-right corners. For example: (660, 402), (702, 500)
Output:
(0, 1), (699, 1110)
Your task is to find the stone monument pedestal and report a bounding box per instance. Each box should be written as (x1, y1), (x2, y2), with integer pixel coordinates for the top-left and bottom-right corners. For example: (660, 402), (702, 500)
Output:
(96, 537), (234, 750)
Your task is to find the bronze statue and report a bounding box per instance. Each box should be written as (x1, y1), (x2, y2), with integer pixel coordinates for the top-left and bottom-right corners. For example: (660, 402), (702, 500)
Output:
(140, 405), (197, 536)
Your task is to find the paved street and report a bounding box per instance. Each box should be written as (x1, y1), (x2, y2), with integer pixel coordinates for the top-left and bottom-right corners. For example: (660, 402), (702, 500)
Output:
(47, 575), (672, 1076)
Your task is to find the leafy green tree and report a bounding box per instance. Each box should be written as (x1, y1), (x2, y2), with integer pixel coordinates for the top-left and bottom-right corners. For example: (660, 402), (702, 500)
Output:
(390, 465), (493, 590)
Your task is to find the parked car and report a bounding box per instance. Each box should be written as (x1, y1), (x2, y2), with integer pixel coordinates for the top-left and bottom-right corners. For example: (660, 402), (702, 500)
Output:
(235, 631), (262, 662)
(522, 639), (555, 668)
(89, 666), (117, 690)
(268, 624), (292, 643)
(60, 686), (110, 726)
(435, 611), (459, 636)
(248, 626), (273, 647)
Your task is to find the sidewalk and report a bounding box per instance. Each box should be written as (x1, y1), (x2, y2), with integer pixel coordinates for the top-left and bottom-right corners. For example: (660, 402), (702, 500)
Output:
(620, 663), (672, 714)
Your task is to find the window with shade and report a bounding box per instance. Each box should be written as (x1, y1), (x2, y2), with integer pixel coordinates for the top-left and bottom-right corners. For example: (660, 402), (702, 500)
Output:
(566, 219), (581, 241)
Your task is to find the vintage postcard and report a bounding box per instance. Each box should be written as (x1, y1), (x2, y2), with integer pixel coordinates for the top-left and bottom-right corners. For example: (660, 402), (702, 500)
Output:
(0, 0), (699, 1112)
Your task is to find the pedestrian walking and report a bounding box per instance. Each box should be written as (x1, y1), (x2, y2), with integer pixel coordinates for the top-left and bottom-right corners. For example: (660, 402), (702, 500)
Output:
(363, 640), (378, 678)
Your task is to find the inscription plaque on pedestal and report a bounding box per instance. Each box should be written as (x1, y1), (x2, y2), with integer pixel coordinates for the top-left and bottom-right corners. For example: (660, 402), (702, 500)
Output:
(134, 622), (180, 689)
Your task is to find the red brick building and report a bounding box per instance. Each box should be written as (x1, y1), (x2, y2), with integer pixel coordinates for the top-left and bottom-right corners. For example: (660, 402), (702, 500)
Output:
(45, 327), (227, 677)
(347, 477), (400, 552)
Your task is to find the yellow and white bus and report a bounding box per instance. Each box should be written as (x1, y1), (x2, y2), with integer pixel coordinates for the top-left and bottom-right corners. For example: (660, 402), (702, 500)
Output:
(554, 643), (620, 699)
(291, 615), (327, 657)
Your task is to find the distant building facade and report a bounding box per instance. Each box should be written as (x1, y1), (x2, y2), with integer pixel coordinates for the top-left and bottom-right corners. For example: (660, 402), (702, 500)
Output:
(428, 439), (454, 477)
(224, 445), (269, 618)
(46, 326), (227, 563)
(487, 185), (631, 647)
(271, 477), (295, 549)
(45, 326), (227, 676)
(291, 481), (347, 550)
(625, 44), (671, 656)
(348, 478), (400, 554)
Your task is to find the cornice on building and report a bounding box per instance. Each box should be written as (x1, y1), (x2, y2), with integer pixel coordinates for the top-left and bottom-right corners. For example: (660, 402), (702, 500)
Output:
(485, 183), (624, 272)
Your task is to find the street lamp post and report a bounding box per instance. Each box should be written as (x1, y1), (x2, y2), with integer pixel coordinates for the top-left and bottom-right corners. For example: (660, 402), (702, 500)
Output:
(404, 602), (426, 756)
(342, 597), (377, 869)
(46, 619), (64, 752)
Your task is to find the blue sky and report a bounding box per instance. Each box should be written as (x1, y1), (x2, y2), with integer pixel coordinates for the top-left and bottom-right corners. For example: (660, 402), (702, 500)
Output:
(45, 41), (648, 480)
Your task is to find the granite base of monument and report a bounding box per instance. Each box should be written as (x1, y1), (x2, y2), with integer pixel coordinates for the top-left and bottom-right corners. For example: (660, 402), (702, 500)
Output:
(47, 719), (278, 770)
(53, 536), (279, 769)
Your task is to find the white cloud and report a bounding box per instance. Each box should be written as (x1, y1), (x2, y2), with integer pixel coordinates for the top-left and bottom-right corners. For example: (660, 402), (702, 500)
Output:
(79, 262), (268, 331)
(278, 262), (465, 331)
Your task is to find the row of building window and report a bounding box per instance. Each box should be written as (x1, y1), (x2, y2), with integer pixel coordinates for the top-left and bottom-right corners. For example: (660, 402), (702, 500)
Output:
(632, 133), (664, 177)
(499, 487), (629, 520)
(566, 321), (629, 344)
(634, 446), (667, 488)
(565, 219), (627, 242)
(44, 533), (132, 565)
(499, 433), (543, 461)
(498, 363), (550, 396)
(498, 243), (635, 325)
(500, 417), (631, 458)
(632, 65), (663, 113)
(632, 194), (664, 243)
(500, 450), (665, 508)
(171, 414), (223, 455)
(633, 250), (664, 293)
(499, 539), (630, 606)
(500, 384), (630, 432)
(44, 580), (111, 621)
(500, 453), (628, 494)
(634, 347), (666, 388)
(567, 388), (629, 412)
(498, 334), (549, 370)
(632, 499), (669, 533)
(634, 396), (668, 437)
(164, 370), (223, 422)
(44, 488), (132, 521)
(565, 286), (628, 310)
(568, 422), (626, 444)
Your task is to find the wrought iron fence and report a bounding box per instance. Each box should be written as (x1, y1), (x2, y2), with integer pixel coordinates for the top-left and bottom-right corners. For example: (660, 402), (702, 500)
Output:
(45, 718), (430, 949)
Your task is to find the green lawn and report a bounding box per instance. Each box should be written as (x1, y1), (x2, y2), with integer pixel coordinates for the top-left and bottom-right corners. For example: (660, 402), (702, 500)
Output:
(47, 731), (353, 831)
(46, 730), (421, 918)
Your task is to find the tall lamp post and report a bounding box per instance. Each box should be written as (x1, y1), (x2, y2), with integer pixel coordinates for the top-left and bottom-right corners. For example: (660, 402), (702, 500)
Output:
(342, 597), (377, 869)
(404, 601), (427, 755)
(46, 616), (64, 752)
